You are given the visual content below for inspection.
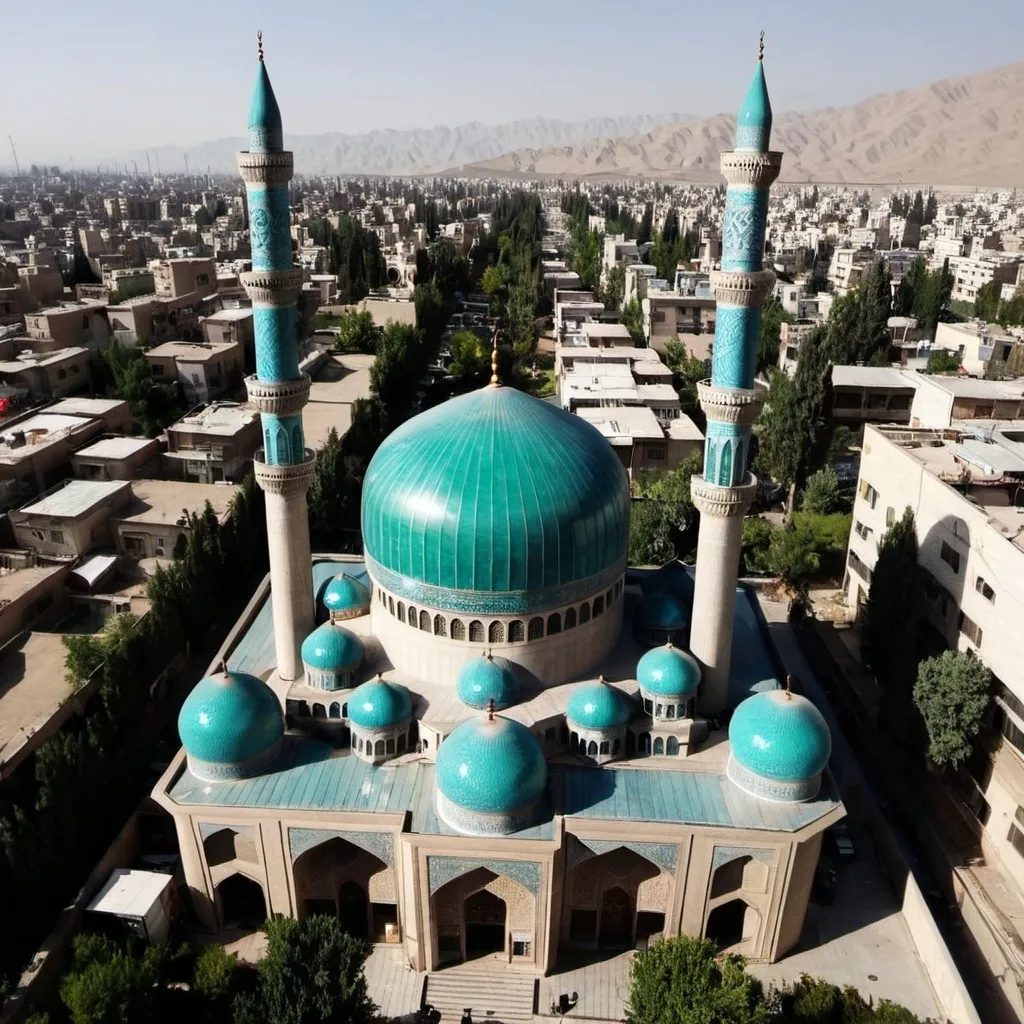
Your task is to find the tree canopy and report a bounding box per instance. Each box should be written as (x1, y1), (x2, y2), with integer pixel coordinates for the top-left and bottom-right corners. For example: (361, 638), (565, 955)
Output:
(913, 650), (992, 769)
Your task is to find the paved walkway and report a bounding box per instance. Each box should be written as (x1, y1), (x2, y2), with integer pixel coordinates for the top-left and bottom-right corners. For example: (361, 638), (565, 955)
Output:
(539, 951), (632, 1022)
(365, 944), (426, 1019)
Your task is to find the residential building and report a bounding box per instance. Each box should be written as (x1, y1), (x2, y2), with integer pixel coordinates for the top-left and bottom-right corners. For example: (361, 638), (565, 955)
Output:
(71, 437), (161, 481)
(164, 402), (261, 483)
(642, 293), (716, 358)
(107, 292), (202, 345)
(946, 254), (1022, 305)
(201, 308), (256, 370)
(0, 348), (91, 402)
(933, 321), (1021, 378)
(911, 376), (1024, 427)
(827, 248), (875, 294)
(153, 258), (217, 300)
(576, 404), (703, 476)
(145, 339), (244, 405)
(778, 321), (819, 376)
(23, 303), (110, 350)
(623, 264), (658, 307)
(830, 366), (916, 427)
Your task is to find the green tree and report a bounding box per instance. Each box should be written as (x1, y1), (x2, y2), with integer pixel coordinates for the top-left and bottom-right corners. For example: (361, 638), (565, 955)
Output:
(974, 279), (1001, 322)
(629, 452), (702, 565)
(664, 338), (708, 420)
(481, 265), (505, 298)
(913, 651), (992, 769)
(232, 915), (376, 1024)
(800, 467), (841, 515)
(764, 523), (820, 602)
(603, 263), (625, 310)
(862, 507), (923, 710)
(413, 279), (449, 346)
(620, 297), (646, 346)
(926, 349), (961, 373)
(626, 935), (774, 1024)
(779, 973), (929, 1022)
(853, 260), (893, 365)
(448, 328), (489, 380)
(758, 296), (795, 374)
(628, 501), (675, 566)
(59, 933), (162, 1024)
(334, 308), (382, 354)
(637, 203), (654, 245)
(91, 340), (184, 436)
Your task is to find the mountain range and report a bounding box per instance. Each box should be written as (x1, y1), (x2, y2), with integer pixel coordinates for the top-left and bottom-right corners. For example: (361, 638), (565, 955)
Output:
(103, 115), (689, 179)
(448, 61), (1024, 187)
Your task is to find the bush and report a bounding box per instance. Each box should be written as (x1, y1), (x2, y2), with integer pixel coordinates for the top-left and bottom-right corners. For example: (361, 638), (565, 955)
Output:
(741, 517), (776, 575)
(193, 944), (240, 1001)
(800, 467), (841, 515)
(59, 934), (163, 1024)
(913, 650), (992, 769)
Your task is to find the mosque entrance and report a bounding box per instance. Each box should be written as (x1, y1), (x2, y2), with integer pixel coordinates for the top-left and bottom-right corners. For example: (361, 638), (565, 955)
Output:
(339, 880), (370, 938)
(598, 887), (632, 948)
(216, 873), (267, 930)
(464, 888), (507, 959)
(705, 898), (760, 953)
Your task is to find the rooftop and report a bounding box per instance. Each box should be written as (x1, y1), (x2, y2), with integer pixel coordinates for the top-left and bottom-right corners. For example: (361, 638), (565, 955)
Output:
(168, 403), (258, 436)
(917, 375), (1024, 400)
(580, 322), (632, 340)
(831, 366), (916, 390)
(667, 414), (706, 441)
(0, 563), (67, 604)
(87, 868), (172, 919)
(48, 398), (128, 417)
(19, 479), (128, 518)
(112, 480), (239, 528)
(74, 437), (155, 461)
(146, 340), (238, 362)
(576, 404), (664, 441)
(202, 308), (253, 322)
(0, 347), (88, 371)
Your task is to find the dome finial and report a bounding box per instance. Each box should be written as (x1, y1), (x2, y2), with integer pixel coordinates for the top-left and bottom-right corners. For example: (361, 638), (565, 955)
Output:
(257, 29), (264, 62)
(487, 696), (495, 721)
(488, 327), (501, 388)
(785, 674), (793, 700)
(758, 29), (764, 63)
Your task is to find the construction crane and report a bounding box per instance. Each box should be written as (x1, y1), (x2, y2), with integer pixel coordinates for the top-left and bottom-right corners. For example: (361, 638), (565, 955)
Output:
(144, 149), (152, 179)
(7, 136), (19, 176)
(183, 152), (190, 183)
(131, 160), (138, 181)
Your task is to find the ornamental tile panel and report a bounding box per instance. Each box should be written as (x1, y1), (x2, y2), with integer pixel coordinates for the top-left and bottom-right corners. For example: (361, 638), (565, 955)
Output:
(721, 188), (769, 273)
(253, 306), (300, 382)
(427, 856), (542, 895)
(712, 845), (774, 872)
(288, 827), (394, 865)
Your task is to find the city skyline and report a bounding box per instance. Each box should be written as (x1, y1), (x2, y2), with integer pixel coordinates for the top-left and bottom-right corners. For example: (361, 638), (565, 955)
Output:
(4, 0), (1024, 165)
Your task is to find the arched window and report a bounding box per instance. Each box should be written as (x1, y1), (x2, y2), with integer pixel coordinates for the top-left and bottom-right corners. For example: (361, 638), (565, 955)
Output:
(434, 614), (447, 637)
(570, 731), (579, 749)
(666, 704), (675, 719)
(357, 736), (363, 752)
(599, 740), (610, 755)
(564, 607), (577, 630)
(386, 737), (395, 754)
(488, 621), (504, 643)
(587, 740), (598, 756)
(397, 733), (407, 753)
(640, 732), (652, 754)
(407, 605), (417, 627)
(450, 619), (466, 641)
(469, 620), (485, 642)
(263, 427), (271, 454)
(667, 736), (680, 756)
(612, 737), (620, 754)
(374, 740), (385, 756)
(341, 703), (348, 717)
(654, 737), (664, 755)
(397, 601), (405, 620)
(644, 698), (653, 714)
(528, 616), (544, 640)
(419, 609), (431, 632)
(509, 620), (524, 642)
(313, 703), (326, 718)
(560, 725), (568, 743)
(656, 704), (663, 717)
(606, 589), (613, 606)
(593, 596), (605, 617)
(329, 702), (341, 719)
(579, 603), (591, 625)
(547, 612), (561, 635)
(297, 700), (310, 717)
(275, 426), (290, 464)
(388, 596), (394, 616)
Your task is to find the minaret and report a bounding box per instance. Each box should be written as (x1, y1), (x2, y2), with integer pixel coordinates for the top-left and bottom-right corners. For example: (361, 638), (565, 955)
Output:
(237, 34), (314, 681)
(692, 36), (781, 715)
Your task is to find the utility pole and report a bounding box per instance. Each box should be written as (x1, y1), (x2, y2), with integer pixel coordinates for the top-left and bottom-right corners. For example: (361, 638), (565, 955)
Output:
(7, 136), (19, 176)
(183, 152), (190, 184)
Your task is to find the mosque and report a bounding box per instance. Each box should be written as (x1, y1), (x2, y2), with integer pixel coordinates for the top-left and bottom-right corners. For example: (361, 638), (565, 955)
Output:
(153, 38), (844, 973)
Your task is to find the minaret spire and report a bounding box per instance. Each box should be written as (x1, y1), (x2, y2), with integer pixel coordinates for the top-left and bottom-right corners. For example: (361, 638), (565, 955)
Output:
(257, 30), (264, 62)
(237, 46), (315, 682)
(690, 49), (782, 715)
(758, 30), (764, 62)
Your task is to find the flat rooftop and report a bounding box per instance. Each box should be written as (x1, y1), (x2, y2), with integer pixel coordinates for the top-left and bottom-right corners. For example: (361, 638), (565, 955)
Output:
(918, 375), (1024, 399)
(146, 340), (237, 361)
(576, 404), (663, 440)
(0, 563), (67, 603)
(580, 322), (632, 340)
(667, 413), (705, 441)
(202, 308), (253, 322)
(831, 366), (916, 390)
(49, 397), (128, 417)
(112, 480), (239, 527)
(0, 347), (88, 370)
(305, 354), (374, 451)
(74, 437), (154, 461)
(168, 403), (258, 436)
(19, 479), (127, 518)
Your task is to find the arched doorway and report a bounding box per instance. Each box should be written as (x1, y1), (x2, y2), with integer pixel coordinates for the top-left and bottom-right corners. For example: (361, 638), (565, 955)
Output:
(339, 880), (370, 938)
(705, 898), (760, 953)
(216, 873), (266, 929)
(598, 887), (632, 948)
(464, 888), (507, 959)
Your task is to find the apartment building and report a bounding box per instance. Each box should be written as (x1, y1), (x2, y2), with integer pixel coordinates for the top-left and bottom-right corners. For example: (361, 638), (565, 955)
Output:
(164, 402), (261, 483)
(845, 424), (1024, 899)
(107, 292), (202, 345)
(934, 321), (1021, 378)
(945, 254), (1022, 305)
(23, 303), (110, 350)
(642, 293), (716, 358)
(910, 376), (1024, 427)
(830, 366), (916, 427)
(153, 257), (216, 300)
(71, 437), (161, 481)
(146, 339), (243, 405)
(0, 348), (91, 402)
(201, 308), (255, 369)
(827, 248), (875, 294)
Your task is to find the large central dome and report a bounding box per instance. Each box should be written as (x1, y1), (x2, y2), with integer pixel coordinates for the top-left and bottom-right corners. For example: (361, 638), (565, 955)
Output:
(361, 386), (630, 613)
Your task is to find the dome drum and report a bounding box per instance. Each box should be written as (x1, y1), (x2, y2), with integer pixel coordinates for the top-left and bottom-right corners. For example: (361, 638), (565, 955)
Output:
(187, 741), (283, 784)
(639, 694), (695, 723)
(568, 727), (626, 766)
(565, 679), (632, 766)
(726, 756), (822, 803)
(636, 644), (701, 721)
(635, 592), (690, 649)
(352, 724), (413, 766)
(435, 789), (543, 837)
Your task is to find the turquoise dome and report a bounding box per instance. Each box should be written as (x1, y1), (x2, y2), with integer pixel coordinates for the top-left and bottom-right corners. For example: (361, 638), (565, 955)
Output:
(456, 654), (519, 710)
(736, 59), (773, 152)
(321, 574), (371, 619)
(361, 386), (630, 614)
(178, 670), (283, 767)
(566, 679), (631, 730)
(301, 622), (364, 672)
(640, 591), (688, 631)
(436, 715), (547, 814)
(637, 643), (701, 697)
(347, 677), (412, 730)
(729, 690), (831, 782)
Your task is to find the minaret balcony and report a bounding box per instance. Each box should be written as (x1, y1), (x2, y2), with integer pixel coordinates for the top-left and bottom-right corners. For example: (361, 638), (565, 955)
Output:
(696, 381), (764, 427)
(710, 268), (776, 308)
(241, 267), (303, 306)
(246, 374), (311, 417)
(719, 150), (783, 189)
(236, 149), (294, 187)
(254, 448), (316, 497)
(690, 476), (759, 518)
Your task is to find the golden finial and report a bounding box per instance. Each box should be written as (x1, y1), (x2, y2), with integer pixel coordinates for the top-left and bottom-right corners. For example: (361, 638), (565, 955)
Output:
(487, 696), (495, 722)
(257, 30), (264, 63)
(485, 649), (493, 661)
(758, 30), (764, 63)
(785, 674), (793, 700)
(488, 327), (501, 388)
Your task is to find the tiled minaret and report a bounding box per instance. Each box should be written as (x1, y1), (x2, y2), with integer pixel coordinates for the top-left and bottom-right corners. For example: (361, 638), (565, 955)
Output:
(237, 35), (314, 680)
(692, 37), (781, 715)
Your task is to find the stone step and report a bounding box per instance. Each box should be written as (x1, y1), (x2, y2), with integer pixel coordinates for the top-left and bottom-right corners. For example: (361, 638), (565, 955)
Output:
(425, 971), (537, 1024)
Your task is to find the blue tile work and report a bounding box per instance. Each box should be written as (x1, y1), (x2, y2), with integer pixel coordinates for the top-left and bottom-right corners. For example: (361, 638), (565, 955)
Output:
(261, 411), (305, 466)
(704, 420), (750, 487)
(712, 845), (774, 871)
(572, 838), (679, 873)
(720, 188), (768, 273)
(288, 827), (394, 865)
(711, 304), (761, 390)
(427, 856), (542, 895)
(735, 124), (770, 152)
(248, 187), (293, 272)
(248, 62), (283, 153)
(253, 306), (299, 381)
(729, 690), (832, 782)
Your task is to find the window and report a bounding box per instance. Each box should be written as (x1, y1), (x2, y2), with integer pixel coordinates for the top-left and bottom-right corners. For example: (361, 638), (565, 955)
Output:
(547, 612), (561, 635)
(940, 541), (961, 574)
(49, 529), (65, 545)
(593, 596), (604, 617)
(579, 603), (591, 625)
(469, 620), (485, 642)
(434, 614), (447, 637)
(152, 364), (164, 375)
(450, 618), (466, 641)
(648, 446), (666, 461)
(848, 549), (872, 584)
(958, 611), (982, 647)
(488, 620), (504, 643)
(528, 617), (544, 640)
(925, 576), (951, 618)
(407, 605), (417, 627)
(854, 520), (871, 541)
(976, 576), (995, 603)
(859, 480), (879, 509)
(397, 601), (405, 620)
(1008, 823), (1024, 860)
(508, 620), (524, 642)
(419, 610), (430, 632)
(564, 607), (577, 630)
(885, 507), (895, 527)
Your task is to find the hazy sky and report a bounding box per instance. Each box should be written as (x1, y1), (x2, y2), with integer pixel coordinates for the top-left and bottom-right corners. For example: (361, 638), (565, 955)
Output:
(5, 0), (1023, 164)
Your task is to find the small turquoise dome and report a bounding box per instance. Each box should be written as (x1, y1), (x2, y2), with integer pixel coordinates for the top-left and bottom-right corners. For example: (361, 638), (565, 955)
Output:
(248, 59), (283, 152)
(178, 670), (283, 771)
(456, 654), (519, 710)
(436, 715), (547, 814)
(729, 690), (831, 782)
(637, 643), (701, 698)
(301, 622), (364, 672)
(736, 58), (773, 152)
(347, 677), (412, 730)
(361, 386), (629, 614)
(640, 591), (688, 632)
(566, 679), (631, 730)
(321, 573), (371, 620)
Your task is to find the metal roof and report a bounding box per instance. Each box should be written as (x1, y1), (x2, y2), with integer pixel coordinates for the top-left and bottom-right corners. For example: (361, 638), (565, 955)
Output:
(87, 869), (172, 919)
